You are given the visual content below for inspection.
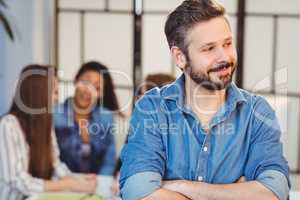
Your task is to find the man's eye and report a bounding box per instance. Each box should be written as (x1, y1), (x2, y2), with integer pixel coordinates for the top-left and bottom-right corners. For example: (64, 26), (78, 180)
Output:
(203, 46), (214, 52)
(80, 80), (89, 84)
(224, 42), (232, 47)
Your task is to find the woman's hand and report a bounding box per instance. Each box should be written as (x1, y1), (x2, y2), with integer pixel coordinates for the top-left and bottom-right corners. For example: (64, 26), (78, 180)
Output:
(62, 175), (97, 193)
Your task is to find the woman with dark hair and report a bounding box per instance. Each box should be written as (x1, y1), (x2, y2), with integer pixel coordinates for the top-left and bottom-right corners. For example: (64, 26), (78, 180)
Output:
(0, 65), (96, 200)
(54, 61), (119, 176)
(74, 62), (124, 117)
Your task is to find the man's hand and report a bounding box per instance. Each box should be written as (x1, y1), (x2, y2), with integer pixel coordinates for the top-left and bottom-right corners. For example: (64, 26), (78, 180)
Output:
(141, 188), (190, 200)
(162, 180), (188, 192)
(162, 176), (247, 192)
(161, 177), (278, 200)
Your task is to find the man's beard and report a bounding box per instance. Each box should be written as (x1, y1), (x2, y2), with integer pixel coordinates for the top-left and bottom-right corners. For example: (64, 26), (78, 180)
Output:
(185, 59), (236, 91)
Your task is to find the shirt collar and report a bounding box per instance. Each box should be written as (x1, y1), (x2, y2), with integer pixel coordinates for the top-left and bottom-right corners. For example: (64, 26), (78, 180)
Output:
(161, 73), (247, 115)
(212, 82), (247, 127)
(225, 82), (247, 110)
(161, 73), (186, 110)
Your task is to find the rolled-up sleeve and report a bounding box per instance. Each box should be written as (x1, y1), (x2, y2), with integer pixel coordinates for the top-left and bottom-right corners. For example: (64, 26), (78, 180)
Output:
(121, 172), (162, 200)
(245, 97), (290, 198)
(256, 170), (289, 200)
(120, 93), (166, 200)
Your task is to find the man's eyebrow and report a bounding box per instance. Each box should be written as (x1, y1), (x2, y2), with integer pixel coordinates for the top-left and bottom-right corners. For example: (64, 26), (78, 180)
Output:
(199, 42), (216, 49)
(224, 36), (233, 41)
(199, 36), (233, 49)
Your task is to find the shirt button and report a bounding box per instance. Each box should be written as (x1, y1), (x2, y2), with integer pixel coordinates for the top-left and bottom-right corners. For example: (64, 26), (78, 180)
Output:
(203, 146), (208, 152)
(198, 176), (203, 181)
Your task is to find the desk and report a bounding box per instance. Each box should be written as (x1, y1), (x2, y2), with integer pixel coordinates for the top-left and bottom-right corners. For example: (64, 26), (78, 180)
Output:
(27, 175), (114, 200)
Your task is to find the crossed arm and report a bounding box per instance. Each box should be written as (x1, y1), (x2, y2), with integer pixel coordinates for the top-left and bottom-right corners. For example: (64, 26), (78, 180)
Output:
(121, 97), (290, 200)
(142, 178), (278, 200)
(141, 188), (189, 200)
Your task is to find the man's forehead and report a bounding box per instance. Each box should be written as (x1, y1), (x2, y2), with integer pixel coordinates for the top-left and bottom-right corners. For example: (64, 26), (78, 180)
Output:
(187, 16), (233, 46)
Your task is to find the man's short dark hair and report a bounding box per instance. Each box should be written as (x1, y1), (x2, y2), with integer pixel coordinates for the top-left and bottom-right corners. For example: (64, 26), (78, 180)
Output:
(164, 0), (226, 56)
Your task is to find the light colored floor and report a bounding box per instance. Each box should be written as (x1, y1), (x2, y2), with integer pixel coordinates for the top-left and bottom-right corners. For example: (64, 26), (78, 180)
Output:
(291, 174), (300, 190)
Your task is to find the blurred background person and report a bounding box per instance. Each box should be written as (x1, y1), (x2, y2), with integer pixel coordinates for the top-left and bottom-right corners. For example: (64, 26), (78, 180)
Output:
(135, 73), (175, 101)
(111, 73), (175, 199)
(137, 73), (176, 100)
(0, 64), (97, 200)
(54, 61), (121, 176)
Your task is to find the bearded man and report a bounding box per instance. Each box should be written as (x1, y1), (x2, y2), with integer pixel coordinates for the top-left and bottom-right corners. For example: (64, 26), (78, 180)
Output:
(120, 1), (290, 200)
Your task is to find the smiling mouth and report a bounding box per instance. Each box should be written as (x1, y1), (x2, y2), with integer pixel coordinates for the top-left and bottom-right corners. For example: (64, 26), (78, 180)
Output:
(209, 63), (232, 73)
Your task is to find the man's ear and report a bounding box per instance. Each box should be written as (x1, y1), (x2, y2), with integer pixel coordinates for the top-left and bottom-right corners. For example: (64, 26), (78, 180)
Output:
(170, 46), (187, 71)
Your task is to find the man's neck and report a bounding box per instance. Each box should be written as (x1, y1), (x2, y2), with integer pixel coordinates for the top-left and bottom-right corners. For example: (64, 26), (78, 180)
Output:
(184, 74), (226, 128)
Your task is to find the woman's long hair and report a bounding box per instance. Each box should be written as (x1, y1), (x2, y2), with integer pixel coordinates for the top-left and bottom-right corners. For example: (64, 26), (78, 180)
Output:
(9, 64), (55, 179)
(75, 61), (124, 117)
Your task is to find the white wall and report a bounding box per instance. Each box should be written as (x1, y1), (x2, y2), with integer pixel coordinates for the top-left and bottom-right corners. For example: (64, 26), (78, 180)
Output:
(0, 0), (34, 114)
(0, 0), (54, 114)
(243, 0), (300, 171)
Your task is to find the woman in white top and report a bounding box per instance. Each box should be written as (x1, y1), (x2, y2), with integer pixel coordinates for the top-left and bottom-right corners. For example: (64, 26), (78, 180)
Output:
(0, 64), (97, 200)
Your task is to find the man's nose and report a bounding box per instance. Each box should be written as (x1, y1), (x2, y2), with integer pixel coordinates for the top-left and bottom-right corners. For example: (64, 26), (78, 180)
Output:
(216, 47), (230, 62)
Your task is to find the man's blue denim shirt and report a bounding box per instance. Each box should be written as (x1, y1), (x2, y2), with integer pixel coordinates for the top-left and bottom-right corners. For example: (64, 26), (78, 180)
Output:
(120, 74), (290, 200)
(53, 98), (116, 175)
